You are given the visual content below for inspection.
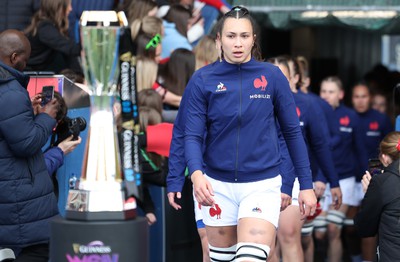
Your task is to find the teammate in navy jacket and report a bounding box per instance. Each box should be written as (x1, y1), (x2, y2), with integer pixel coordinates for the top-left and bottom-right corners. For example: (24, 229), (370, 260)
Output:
(350, 82), (393, 261)
(352, 83), (393, 164)
(301, 93), (342, 187)
(268, 56), (341, 262)
(168, 6), (316, 262)
(296, 55), (345, 261)
(320, 76), (368, 262)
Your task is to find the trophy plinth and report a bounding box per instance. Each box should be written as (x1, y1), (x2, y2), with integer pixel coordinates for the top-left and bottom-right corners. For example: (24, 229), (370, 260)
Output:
(66, 180), (137, 220)
(65, 11), (136, 221)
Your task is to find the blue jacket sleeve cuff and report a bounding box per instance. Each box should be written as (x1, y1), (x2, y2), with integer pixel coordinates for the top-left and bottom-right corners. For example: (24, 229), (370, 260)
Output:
(299, 177), (313, 190)
(281, 184), (292, 196)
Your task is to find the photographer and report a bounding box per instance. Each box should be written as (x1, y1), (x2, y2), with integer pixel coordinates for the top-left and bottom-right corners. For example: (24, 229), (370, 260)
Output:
(44, 133), (81, 177)
(354, 131), (400, 261)
(32, 91), (82, 196)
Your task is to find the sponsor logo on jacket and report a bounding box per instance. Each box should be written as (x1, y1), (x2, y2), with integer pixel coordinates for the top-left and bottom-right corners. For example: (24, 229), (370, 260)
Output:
(216, 82), (227, 92)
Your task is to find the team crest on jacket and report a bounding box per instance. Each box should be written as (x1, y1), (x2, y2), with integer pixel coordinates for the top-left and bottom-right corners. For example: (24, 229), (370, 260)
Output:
(367, 121), (380, 136)
(339, 116), (350, 126)
(253, 75), (268, 91)
(216, 82), (227, 92)
(296, 107), (304, 126)
(339, 116), (352, 133)
(250, 75), (270, 99)
(296, 107), (301, 117)
(369, 121), (379, 130)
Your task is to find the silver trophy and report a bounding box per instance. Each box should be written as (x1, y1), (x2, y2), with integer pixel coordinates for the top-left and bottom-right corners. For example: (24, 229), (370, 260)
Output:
(65, 11), (136, 220)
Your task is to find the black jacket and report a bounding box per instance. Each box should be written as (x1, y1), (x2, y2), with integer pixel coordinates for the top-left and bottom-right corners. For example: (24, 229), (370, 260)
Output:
(26, 20), (81, 73)
(136, 149), (167, 214)
(0, 0), (40, 32)
(354, 159), (400, 261)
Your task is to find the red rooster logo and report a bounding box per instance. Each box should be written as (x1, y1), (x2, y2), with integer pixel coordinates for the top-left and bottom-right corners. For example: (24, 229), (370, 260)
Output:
(253, 75), (268, 91)
(369, 121), (379, 130)
(339, 116), (350, 126)
(296, 107), (301, 117)
(209, 204), (222, 219)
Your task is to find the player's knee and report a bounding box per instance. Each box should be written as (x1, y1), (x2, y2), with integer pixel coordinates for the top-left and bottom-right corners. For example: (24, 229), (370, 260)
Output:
(314, 215), (327, 233)
(326, 210), (345, 228)
(278, 224), (300, 242)
(209, 244), (236, 262)
(314, 230), (326, 241)
(236, 242), (270, 262)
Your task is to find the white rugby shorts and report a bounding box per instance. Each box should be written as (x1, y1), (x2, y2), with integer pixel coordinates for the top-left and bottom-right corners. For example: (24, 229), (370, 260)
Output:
(200, 174), (282, 228)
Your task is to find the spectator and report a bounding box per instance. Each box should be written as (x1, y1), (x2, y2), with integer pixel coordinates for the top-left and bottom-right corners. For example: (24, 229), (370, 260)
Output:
(354, 131), (400, 262)
(138, 89), (163, 115)
(198, 0), (231, 34)
(136, 56), (159, 92)
(135, 32), (184, 109)
(168, 0), (224, 40)
(119, 0), (158, 25)
(136, 33), (163, 63)
(0, 29), (60, 261)
(68, 0), (116, 43)
(131, 16), (163, 42)
(25, 0), (82, 74)
(138, 106), (166, 225)
(0, 0), (40, 33)
(60, 68), (85, 84)
(168, 0), (230, 15)
(161, 4), (193, 58)
(158, 48), (195, 101)
(194, 35), (218, 70)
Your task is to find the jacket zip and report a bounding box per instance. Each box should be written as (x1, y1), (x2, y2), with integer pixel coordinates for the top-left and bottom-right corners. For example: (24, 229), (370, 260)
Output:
(234, 65), (242, 181)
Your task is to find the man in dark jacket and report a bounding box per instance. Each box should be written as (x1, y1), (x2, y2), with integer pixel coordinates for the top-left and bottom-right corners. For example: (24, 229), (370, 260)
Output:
(0, 29), (60, 261)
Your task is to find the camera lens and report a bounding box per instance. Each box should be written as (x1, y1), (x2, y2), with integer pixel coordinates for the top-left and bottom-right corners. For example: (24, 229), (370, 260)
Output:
(76, 117), (87, 131)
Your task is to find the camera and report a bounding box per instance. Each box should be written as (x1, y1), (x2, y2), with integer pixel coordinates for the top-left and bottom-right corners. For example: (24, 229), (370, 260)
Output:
(54, 116), (87, 145)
